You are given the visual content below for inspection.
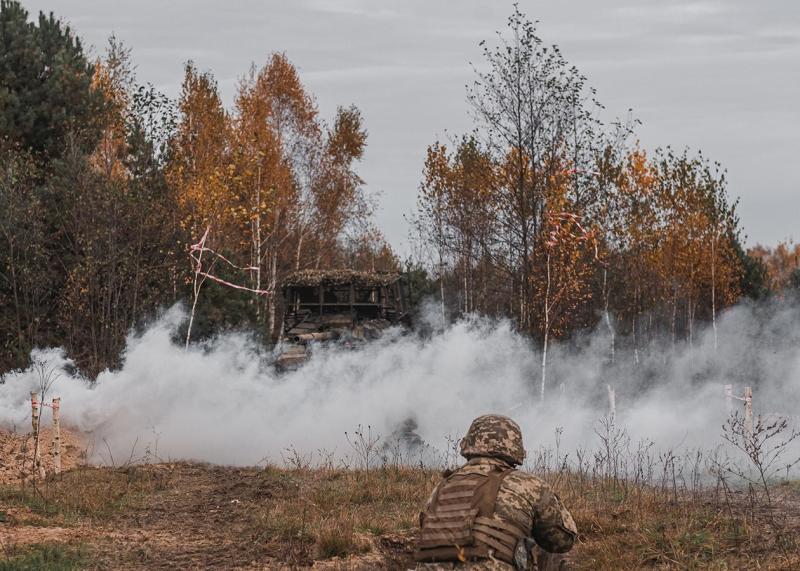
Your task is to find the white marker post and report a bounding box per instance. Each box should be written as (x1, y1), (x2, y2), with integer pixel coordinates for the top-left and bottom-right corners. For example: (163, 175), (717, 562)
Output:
(30, 392), (45, 479)
(51, 397), (62, 476)
(724, 384), (733, 415)
(744, 386), (753, 435)
(607, 384), (616, 419)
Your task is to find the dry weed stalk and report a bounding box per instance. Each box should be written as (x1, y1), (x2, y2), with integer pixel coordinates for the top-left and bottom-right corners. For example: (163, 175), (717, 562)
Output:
(345, 424), (381, 474)
(720, 412), (800, 513)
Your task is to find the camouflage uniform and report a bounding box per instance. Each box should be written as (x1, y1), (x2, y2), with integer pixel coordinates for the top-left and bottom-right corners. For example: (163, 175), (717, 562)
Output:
(414, 415), (576, 571)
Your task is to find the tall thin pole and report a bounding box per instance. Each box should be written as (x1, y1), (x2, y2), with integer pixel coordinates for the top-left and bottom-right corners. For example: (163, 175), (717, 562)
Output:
(540, 252), (551, 402)
(744, 386), (753, 435)
(30, 392), (45, 479)
(711, 226), (718, 352)
(607, 384), (616, 419)
(52, 397), (62, 476)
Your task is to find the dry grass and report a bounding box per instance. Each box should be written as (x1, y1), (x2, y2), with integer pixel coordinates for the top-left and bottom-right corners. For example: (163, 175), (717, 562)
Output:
(0, 465), (170, 524)
(0, 460), (798, 569)
(1, 462), (433, 569)
(2, 416), (800, 569)
(242, 464), (432, 566)
(553, 474), (800, 570)
(0, 543), (87, 571)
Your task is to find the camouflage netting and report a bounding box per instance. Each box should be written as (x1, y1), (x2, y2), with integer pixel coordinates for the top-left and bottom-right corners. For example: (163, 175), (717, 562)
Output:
(283, 269), (400, 288)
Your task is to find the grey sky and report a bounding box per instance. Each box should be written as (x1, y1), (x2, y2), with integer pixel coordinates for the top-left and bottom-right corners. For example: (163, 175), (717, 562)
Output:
(24, 0), (800, 251)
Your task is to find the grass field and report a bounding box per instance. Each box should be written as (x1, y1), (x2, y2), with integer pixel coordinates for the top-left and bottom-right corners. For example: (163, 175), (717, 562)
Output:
(1, 458), (799, 570)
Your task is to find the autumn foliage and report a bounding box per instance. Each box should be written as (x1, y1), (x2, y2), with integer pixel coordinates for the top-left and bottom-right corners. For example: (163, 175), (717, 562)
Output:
(412, 7), (753, 393)
(0, 2), (792, 379)
(0, 2), (394, 374)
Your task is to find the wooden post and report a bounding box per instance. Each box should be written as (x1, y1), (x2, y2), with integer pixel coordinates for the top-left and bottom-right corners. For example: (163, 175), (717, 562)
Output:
(744, 386), (753, 435)
(51, 397), (62, 476)
(724, 384), (733, 415)
(607, 384), (616, 419)
(30, 392), (45, 479)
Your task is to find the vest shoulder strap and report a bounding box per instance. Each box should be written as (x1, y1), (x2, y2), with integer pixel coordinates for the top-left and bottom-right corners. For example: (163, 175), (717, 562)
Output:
(477, 466), (513, 516)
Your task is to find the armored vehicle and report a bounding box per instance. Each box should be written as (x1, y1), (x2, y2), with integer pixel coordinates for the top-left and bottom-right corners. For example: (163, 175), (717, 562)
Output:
(275, 269), (410, 369)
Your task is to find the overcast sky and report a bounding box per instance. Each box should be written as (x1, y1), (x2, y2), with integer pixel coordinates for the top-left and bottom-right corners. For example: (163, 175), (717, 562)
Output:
(24, 0), (800, 251)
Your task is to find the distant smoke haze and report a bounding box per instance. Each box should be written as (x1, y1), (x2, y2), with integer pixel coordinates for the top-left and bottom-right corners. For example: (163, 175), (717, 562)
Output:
(1, 301), (799, 467)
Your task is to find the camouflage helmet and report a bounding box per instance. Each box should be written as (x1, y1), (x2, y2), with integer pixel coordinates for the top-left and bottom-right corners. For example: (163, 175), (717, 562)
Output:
(459, 414), (526, 466)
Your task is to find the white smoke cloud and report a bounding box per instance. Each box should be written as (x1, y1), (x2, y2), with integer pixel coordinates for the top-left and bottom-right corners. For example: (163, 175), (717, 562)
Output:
(1, 301), (799, 467)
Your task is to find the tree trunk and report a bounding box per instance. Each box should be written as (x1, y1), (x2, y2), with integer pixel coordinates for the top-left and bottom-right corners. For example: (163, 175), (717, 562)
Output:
(540, 252), (551, 401)
(254, 167), (262, 321)
(671, 290), (677, 348)
(268, 249), (278, 342)
(603, 268), (615, 365)
(711, 230), (718, 351)
(295, 232), (304, 270)
(438, 246), (446, 327)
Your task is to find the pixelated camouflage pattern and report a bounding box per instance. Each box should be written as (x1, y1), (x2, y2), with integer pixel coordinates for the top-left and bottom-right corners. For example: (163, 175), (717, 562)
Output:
(459, 414), (526, 466)
(414, 555), (569, 571)
(416, 457), (577, 571)
(413, 558), (572, 571)
(415, 561), (514, 571)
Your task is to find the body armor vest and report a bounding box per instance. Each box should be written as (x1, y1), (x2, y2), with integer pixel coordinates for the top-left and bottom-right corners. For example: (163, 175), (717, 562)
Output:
(414, 464), (527, 565)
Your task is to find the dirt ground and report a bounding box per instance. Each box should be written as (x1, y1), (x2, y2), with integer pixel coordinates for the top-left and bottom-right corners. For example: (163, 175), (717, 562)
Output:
(0, 428), (418, 569)
(2, 429), (800, 570)
(1, 462), (415, 570)
(0, 427), (86, 486)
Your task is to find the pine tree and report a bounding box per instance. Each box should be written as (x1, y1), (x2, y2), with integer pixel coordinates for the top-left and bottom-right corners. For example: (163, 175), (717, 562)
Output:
(0, 0), (104, 158)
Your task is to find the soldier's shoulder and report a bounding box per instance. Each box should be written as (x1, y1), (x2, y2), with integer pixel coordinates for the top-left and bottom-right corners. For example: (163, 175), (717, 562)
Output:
(503, 469), (550, 495)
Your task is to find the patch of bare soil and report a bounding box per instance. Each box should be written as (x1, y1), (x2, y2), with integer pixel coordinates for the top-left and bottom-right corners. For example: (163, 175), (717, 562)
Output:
(0, 515), (88, 546)
(0, 458), (418, 570)
(89, 464), (298, 570)
(0, 426), (87, 485)
(90, 463), (418, 570)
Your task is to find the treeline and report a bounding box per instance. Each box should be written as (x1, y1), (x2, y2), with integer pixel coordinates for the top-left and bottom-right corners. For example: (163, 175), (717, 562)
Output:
(1, 3), (791, 380)
(748, 242), (800, 295)
(0, 1), (395, 375)
(411, 7), (776, 366)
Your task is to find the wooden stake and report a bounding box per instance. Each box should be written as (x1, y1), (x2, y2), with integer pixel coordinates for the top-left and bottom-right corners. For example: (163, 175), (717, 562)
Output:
(744, 386), (753, 435)
(52, 397), (62, 476)
(30, 392), (45, 479)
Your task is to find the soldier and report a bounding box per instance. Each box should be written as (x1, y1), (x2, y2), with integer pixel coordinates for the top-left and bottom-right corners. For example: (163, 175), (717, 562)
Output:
(414, 414), (577, 571)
